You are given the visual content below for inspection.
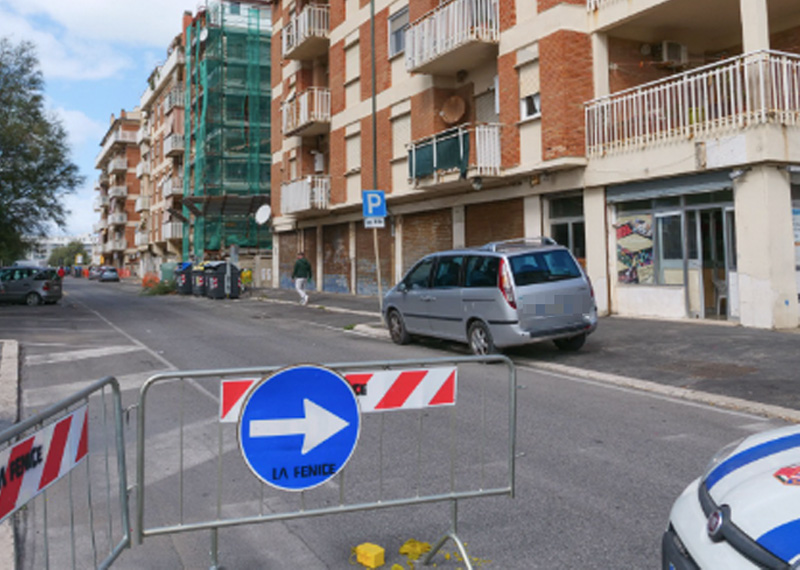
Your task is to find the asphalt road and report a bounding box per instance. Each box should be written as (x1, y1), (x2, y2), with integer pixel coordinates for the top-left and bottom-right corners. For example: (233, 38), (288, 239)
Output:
(2, 278), (789, 569)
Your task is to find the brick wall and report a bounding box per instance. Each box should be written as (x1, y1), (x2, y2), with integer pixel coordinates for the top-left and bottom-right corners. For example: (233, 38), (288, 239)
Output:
(359, 8), (391, 101)
(271, 162), (283, 215)
(540, 30), (592, 161)
(278, 231), (299, 289)
(497, 52), (520, 169)
(330, 40), (345, 115)
(402, 209), (452, 271)
(303, 227), (318, 290)
(609, 37), (674, 94)
(538, 0), (583, 13)
(296, 66), (314, 92)
(272, 28), (282, 89)
(499, 0), (516, 31)
(464, 198), (523, 246)
(360, 108), (392, 193)
(410, 87), (453, 140)
(271, 97), (282, 154)
(409, 1), (438, 22)
(329, 127), (346, 204)
(322, 223), (351, 293)
(355, 224), (393, 294)
(773, 25), (800, 54)
(330, 0), (346, 30)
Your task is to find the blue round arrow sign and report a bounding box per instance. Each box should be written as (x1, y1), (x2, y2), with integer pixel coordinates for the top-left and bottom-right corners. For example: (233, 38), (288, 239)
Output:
(238, 365), (361, 491)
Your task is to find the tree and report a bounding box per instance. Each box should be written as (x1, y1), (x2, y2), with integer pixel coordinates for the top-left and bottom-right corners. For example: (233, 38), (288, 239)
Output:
(48, 240), (88, 268)
(0, 38), (83, 264)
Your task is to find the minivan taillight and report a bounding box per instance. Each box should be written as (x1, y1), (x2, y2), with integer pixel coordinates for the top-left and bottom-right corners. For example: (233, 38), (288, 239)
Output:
(498, 259), (516, 309)
(42, 283), (50, 291)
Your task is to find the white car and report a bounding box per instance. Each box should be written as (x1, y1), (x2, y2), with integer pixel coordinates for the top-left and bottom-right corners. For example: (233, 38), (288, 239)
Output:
(662, 424), (800, 569)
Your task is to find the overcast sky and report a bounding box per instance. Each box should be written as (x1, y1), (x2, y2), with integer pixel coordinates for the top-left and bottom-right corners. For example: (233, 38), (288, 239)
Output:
(0, 0), (201, 237)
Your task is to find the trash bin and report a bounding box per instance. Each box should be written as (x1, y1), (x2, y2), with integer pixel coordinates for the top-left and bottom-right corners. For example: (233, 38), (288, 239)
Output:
(175, 262), (193, 295)
(205, 261), (240, 300)
(191, 264), (207, 296)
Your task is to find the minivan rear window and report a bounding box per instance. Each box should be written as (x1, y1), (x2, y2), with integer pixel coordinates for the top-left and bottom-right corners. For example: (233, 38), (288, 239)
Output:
(510, 250), (581, 286)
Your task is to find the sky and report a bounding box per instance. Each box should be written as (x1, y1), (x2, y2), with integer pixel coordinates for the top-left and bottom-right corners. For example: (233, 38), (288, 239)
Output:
(0, 0), (202, 238)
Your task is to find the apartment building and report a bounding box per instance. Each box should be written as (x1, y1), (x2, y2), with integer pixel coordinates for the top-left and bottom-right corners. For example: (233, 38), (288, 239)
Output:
(94, 109), (142, 273)
(270, 0), (800, 329)
(137, 19), (191, 276)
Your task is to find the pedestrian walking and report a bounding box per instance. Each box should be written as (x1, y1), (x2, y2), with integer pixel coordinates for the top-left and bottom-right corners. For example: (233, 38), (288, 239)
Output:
(292, 251), (312, 305)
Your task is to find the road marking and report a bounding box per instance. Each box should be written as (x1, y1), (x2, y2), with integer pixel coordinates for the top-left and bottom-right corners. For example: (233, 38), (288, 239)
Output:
(23, 372), (154, 409)
(25, 345), (144, 366)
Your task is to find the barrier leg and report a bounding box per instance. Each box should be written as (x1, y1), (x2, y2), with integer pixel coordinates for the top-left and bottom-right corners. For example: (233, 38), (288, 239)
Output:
(423, 500), (473, 570)
(210, 528), (219, 570)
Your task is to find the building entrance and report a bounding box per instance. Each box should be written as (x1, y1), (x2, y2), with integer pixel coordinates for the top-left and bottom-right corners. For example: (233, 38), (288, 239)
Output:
(686, 207), (736, 319)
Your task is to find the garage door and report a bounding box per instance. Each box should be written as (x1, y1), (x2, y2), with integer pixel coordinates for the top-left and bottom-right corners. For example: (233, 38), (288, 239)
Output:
(322, 223), (351, 293)
(465, 198), (524, 247)
(402, 209), (452, 274)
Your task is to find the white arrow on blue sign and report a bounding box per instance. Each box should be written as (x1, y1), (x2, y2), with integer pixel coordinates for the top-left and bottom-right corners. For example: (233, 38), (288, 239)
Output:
(238, 365), (361, 492)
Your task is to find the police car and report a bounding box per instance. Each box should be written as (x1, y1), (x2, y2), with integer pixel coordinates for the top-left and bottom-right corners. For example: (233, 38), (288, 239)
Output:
(662, 424), (800, 569)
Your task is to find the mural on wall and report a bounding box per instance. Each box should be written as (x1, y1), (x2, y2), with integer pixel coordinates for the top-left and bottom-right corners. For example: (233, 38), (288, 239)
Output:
(616, 214), (654, 284)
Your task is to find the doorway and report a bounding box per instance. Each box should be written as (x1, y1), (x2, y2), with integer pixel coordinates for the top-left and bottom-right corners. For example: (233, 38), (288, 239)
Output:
(686, 208), (736, 319)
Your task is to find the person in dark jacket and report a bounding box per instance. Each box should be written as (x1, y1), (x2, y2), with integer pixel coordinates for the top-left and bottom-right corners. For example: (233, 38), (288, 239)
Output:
(291, 251), (312, 305)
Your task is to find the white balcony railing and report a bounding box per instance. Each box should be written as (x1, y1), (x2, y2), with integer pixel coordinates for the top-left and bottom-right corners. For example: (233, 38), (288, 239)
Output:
(137, 125), (150, 145)
(282, 87), (331, 136)
(108, 185), (127, 199)
(281, 176), (331, 215)
(108, 212), (127, 226)
(96, 129), (137, 166)
(586, 50), (800, 156)
(405, 0), (499, 73)
(136, 161), (151, 178)
(135, 196), (150, 212)
(107, 239), (127, 252)
(407, 123), (501, 180)
(162, 222), (183, 240)
(282, 4), (330, 59)
(164, 133), (185, 156)
(93, 195), (109, 211)
(163, 88), (185, 114)
(135, 232), (149, 247)
(107, 157), (128, 174)
(163, 176), (184, 197)
(94, 220), (107, 232)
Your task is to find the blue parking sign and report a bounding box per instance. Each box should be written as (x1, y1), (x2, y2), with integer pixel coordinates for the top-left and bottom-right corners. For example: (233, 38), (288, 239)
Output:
(362, 190), (386, 218)
(238, 365), (361, 492)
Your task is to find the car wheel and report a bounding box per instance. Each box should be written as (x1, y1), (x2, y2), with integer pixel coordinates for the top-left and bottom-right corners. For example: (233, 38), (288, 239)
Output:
(553, 333), (586, 352)
(468, 321), (497, 355)
(387, 310), (411, 345)
(25, 292), (41, 306)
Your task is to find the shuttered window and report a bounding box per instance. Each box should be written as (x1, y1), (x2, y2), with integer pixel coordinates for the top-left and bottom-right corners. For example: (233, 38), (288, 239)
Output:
(391, 114), (410, 160)
(518, 62), (541, 120)
(346, 133), (361, 172)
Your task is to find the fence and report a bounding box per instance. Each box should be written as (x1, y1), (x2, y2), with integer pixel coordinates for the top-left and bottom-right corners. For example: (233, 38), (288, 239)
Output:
(585, 50), (800, 156)
(0, 377), (129, 570)
(136, 355), (516, 569)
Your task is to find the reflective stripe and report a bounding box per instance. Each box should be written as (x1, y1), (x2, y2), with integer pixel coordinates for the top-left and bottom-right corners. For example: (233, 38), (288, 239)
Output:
(757, 518), (800, 563)
(705, 433), (800, 490)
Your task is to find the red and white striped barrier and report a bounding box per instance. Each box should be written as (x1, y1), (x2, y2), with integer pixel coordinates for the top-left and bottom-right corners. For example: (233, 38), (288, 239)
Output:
(219, 367), (457, 422)
(0, 406), (89, 523)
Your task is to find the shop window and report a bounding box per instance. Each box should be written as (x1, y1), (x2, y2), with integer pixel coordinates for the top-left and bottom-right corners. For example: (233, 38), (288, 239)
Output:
(388, 7), (409, 58)
(656, 213), (683, 284)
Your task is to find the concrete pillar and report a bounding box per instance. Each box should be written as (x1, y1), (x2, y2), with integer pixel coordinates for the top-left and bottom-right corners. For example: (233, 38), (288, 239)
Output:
(584, 186), (609, 316)
(452, 205), (466, 248)
(393, 215), (404, 281)
(524, 195), (543, 236)
(740, 0), (770, 53)
(349, 221), (357, 294)
(316, 225), (324, 291)
(734, 165), (798, 328)
(272, 234), (280, 287)
(591, 33), (609, 99)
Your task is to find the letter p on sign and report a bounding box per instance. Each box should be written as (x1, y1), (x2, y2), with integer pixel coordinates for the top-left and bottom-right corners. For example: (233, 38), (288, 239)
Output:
(362, 190), (386, 218)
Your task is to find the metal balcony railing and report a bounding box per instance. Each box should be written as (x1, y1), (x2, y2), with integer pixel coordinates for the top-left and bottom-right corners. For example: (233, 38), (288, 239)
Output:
(135, 232), (149, 247)
(281, 175), (331, 215)
(96, 129), (138, 166)
(405, 0), (499, 75)
(163, 176), (184, 198)
(163, 89), (185, 114)
(107, 157), (128, 174)
(282, 87), (331, 136)
(137, 126), (150, 145)
(136, 162), (151, 178)
(108, 185), (128, 199)
(282, 4), (330, 60)
(162, 222), (183, 240)
(93, 195), (109, 211)
(407, 123), (501, 181)
(585, 50), (800, 156)
(109, 213), (127, 226)
(107, 239), (127, 252)
(164, 133), (185, 156)
(135, 196), (150, 212)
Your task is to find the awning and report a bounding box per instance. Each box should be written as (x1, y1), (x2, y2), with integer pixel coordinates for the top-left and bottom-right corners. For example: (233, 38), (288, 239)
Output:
(606, 171), (732, 203)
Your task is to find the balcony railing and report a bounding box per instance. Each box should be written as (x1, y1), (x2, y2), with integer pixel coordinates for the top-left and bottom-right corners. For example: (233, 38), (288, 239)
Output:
(408, 123), (501, 181)
(96, 129), (137, 166)
(586, 50), (800, 156)
(282, 87), (331, 137)
(108, 185), (127, 199)
(135, 196), (150, 212)
(162, 222), (183, 240)
(282, 4), (330, 60)
(135, 232), (149, 247)
(94, 220), (107, 232)
(93, 195), (109, 211)
(107, 239), (127, 252)
(107, 157), (128, 174)
(163, 88), (185, 114)
(137, 125), (150, 145)
(164, 133), (185, 156)
(163, 176), (184, 198)
(405, 0), (499, 75)
(136, 161), (151, 178)
(281, 175), (331, 215)
(109, 212), (127, 226)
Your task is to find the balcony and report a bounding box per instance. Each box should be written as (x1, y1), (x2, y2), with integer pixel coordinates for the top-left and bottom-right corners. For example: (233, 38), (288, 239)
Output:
(93, 195), (109, 211)
(281, 175), (331, 215)
(282, 87), (331, 137)
(98, 172), (109, 186)
(164, 133), (185, 156)
(96, 129), (138, 166)
(94, 220), (107, 232)
(135, 196), (150, 212)
(163, 176), (184, 198)
(585, 50), (800, 157)
(163, 88), (185, 114)
(106, 239), (127, 252)
(108, 212), (128, 226)
(137, 126), (150, 145)
(135, 231), (149, 248)
(407, 123), (501, 182)
(282, 4), (330, 61)
(405, 0), (499, 76)
(107, 157), (128, 175)
(108, 185), (127, 199)
(162, 222), (183, 240)
(136, 161), (151, 178)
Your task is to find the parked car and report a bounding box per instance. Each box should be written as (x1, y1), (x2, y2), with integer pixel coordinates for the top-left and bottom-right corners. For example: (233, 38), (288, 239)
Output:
(662, 424), (800, 569)
(0, 266), (63, 305)
(382, 238), (598, 355)
(99, 267), (120, 282)
(88, 266), (103, 280)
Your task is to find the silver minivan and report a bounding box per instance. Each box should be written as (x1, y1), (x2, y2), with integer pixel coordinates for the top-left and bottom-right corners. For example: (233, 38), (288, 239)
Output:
(383, 238), (598, 354)
(0, 266), (63, 306)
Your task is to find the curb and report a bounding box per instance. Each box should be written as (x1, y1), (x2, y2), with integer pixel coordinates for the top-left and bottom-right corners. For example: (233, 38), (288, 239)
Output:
(0, 339), (19, 570)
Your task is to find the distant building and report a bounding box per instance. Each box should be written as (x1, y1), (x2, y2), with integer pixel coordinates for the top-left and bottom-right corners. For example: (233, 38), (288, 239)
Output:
(23, 233), (95, 266)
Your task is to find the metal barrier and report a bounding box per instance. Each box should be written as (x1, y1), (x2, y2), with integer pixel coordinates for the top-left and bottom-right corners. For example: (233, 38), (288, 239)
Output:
(136, 355), (516, 569)
(0, 377), (130, 570)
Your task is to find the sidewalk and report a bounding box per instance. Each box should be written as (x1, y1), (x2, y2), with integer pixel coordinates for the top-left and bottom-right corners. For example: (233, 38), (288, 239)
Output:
(254, 286), (800, 420)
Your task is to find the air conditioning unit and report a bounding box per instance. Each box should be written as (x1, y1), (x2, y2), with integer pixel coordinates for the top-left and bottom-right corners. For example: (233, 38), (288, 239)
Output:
(661, 41), (688, 67)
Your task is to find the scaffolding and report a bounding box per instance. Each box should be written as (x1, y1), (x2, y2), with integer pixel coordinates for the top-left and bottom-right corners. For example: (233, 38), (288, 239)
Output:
(184, 0), (272, 261)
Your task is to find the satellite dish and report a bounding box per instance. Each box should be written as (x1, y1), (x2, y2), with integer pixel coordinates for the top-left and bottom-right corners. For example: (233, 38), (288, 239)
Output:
(255, 205), (272, 225)
(440, 95), (466, 125)
(199, 28), (209, 43)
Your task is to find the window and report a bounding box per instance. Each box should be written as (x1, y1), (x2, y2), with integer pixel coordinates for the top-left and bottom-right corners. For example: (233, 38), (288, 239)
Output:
(549, 196), (585, 263)
(345, 42), (360, 82)
(405, 258), (434, 289)
(518, 62), (541, 120)
(346, 133), (361, 172)
(465, 256), (499, 288)
(391, 113), (410, 160)
(432, 256), (463, 288)
(388, 7), (409, 58)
